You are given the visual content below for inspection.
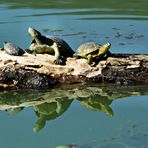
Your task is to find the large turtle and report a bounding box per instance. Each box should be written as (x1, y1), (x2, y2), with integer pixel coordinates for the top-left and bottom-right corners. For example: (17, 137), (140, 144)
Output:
(3, 41), (25, 56)
(74, 42), (111, 66)
(27, 27), (74, 65)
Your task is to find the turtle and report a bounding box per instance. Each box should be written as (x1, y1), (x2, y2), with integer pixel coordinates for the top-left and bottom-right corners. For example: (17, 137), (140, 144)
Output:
(27, 27), (74, 65)
(3, 41), (25, 56)
(74, 42), (111, 66)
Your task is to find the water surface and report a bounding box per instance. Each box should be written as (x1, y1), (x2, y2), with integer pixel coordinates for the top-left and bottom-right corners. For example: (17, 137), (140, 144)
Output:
(0, 0), (148, 54)
(0, 84), (148, 148)
(0, 1), (148, 148)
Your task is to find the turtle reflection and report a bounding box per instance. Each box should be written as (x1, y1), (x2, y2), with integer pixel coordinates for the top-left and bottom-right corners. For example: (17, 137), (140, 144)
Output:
(5, 107), (24, 115)
(77, 95), (113, 117)
(0, 84), (148, 132)
(32, 94), (113, 132)
(33, 97), (73, 132)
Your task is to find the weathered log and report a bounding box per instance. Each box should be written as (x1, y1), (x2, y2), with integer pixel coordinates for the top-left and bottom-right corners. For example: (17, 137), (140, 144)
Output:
(0, 49), (148, 89)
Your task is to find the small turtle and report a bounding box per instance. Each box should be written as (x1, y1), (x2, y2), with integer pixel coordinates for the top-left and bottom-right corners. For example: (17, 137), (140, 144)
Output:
(27, 27), (74, 65)
(74, 42), (111, 66)
(3, 41), (25, 56)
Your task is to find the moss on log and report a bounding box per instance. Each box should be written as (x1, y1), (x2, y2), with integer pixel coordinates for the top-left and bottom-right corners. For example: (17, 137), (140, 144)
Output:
(0, 49), (148, 89)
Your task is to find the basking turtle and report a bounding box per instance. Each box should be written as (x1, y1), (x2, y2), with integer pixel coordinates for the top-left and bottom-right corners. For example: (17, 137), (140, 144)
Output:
(3, 41), (25, 56)
(74, 42), (111, 66)
(27, 27), (74, 65)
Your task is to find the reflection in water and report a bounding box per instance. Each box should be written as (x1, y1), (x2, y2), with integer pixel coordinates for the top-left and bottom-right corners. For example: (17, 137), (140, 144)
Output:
(77, 96), (113, 117)
(33, 97), (73, 132)
(0, 1), (148, 147)
(0, 84), (148, 132)
(5, 107), (24, 115)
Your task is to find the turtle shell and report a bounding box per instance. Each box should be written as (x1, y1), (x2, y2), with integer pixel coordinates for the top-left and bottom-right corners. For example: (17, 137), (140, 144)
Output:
(46, 35), (73, 51)
(3, 42), (25, 56)
(30, 35), (74, 57)
(76, 42), (102, 56)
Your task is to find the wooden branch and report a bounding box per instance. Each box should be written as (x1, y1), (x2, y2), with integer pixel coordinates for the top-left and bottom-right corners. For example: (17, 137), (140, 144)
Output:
(0, 49), (148, 89)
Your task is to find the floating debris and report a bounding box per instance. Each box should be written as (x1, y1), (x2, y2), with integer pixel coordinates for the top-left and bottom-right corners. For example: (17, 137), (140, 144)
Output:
(112, 27), (120, 30)
(125, 33), (135, 39)
(43, 29), (64, 33)
(63, 32), (86, 36)
(56, 145), (78, 148)
(125, 33), (144, 39)
(43, 28), (49, 33)
(115, 32), (122, 38)
(82, 35), (87, 39)
(119, 42), (126, 46)
(134, 34), (144, 38)
(105, 36), (110, 39)
(50, 29), (64, 32)
(129, 24), (134, 26)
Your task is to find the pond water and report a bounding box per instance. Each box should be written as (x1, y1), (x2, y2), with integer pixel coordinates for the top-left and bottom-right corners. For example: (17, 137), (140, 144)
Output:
(0, 0), (148, 148)
(0, 0), (148, 54)
(0, 84), (148, 148)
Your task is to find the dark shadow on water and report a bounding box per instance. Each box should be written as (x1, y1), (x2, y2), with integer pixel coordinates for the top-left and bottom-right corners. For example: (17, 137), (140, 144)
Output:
(0, 84), (148, 133)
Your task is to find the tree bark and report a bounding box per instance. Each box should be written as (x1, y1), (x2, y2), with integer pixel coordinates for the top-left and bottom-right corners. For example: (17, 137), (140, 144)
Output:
(0, 50), (148, 89)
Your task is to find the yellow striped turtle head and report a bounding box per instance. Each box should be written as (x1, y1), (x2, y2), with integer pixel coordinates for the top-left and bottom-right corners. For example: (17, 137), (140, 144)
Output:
(98, 42), (111, 56)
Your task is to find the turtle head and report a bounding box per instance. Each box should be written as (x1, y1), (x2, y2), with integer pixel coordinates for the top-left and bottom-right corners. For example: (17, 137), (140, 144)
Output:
(101, 42), (111, 51)
(28, 27), (42, 38)
(98, 42), (111, 56)
(105, 42), (111, 49)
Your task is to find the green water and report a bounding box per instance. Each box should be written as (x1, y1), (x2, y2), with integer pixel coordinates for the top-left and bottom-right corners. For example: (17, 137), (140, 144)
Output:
(0, 0), (148, 148)
(0, 0), (148, 53)
(0, 84), (148, 148)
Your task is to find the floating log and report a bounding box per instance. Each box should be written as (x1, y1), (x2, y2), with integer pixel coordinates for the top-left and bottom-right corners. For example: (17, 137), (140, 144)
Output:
(0, 49), (148, 89)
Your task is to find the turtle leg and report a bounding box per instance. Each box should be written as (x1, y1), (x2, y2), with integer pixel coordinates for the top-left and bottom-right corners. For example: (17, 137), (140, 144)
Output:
(33, 114), (47, 133)
(97, 50), (112, 61)
(51, 42), (63, 65)
(25, 43), (36, 54)
(106, 50), (112, 57)
(25, 48), (33, 54)
(87, 54), (95, 66)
